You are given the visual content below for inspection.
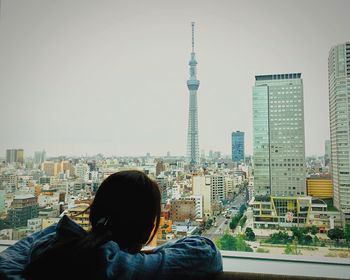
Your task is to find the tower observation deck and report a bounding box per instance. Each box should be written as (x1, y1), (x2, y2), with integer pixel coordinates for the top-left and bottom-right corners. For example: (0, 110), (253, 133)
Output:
(186, 22), (200, 165)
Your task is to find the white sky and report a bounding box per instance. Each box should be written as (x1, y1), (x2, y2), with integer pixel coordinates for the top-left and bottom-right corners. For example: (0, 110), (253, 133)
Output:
(0, 0), (349, 158)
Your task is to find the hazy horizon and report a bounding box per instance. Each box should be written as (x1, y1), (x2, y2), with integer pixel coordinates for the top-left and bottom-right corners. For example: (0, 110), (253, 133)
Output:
(1, 0), (349, 158)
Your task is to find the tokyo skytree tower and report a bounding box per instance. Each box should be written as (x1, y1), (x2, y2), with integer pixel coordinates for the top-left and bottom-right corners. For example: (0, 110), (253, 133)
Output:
(186, 22), (200, 165)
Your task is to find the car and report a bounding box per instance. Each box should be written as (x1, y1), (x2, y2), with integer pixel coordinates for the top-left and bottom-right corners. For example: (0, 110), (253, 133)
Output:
(224, 220), (228, 224)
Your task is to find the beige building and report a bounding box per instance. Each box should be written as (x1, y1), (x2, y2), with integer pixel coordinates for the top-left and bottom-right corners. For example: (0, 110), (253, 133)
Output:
(192, 175), (212, 217)
(170, 198), (196, 222)
(41, 161), (56, 177)
(67, 204), (90, 231)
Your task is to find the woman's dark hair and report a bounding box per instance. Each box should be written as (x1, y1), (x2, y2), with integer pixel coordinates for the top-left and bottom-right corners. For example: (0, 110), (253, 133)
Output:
(89, 170), (161, 251)
(24, 170), (161, 279)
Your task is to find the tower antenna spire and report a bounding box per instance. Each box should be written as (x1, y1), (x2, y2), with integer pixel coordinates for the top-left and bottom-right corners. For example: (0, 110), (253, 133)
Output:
(191, 22), (195, 53)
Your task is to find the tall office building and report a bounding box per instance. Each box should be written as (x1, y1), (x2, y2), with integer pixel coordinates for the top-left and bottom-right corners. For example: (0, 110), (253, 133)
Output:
(253, 73), (306, 197)
(6, 149), (24, 164)
(232, 131), (245, 163)
(34, 150), (46, 166)
(186, 22), (200, 165)
(328, 42), (350, 225)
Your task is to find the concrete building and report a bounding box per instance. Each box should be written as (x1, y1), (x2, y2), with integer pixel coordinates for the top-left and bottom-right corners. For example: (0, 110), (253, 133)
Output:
(328, 42), (350, 226)
(27, 218), (42, 233)
(186, 22), (200, 165)
(190, 195), (203, 221)
(75, 163), (90, 180)
(0, 190), (5, 213)
(211, 175), (225, 202)
(232, 131), (245, 163)
(253, 73), (306, 197)
(67, 204), (90, 231)
(251, 196), (341, 230)
(41, 161), (56, 177)
(33, 150), (46, 166)
(170, 197), (196, 222)
(6, 149), (24, 164)
(192, 175), (212, 217)
(7, 194), (38, 228)
(156, 174), (170, 204)
(224, 176), (234, 199)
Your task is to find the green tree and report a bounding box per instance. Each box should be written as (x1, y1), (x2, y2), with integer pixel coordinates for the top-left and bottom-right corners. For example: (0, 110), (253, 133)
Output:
(344, 226), (350, 243)
(239, 215), (247, 227)
(235, 235), (253, 252)
(299, 234), (313, 245)
(327, 227), (344, 243)
(310, 225), (319, 235)
(216, 233), (236, 251)
(291, 226), (304, 240)
(245, 227), (256, 241)
(229, 213), (243, 230)
(216, 233), (253, 252)
(239, 204), (247, 214)
(266, 231), (291, 244)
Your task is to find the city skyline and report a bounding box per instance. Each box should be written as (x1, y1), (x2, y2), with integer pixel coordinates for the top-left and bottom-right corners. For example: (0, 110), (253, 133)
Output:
(1, 0), (350, 157)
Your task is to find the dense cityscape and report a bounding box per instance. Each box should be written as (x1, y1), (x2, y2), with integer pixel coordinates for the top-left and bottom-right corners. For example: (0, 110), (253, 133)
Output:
(1, 25), (349, 260)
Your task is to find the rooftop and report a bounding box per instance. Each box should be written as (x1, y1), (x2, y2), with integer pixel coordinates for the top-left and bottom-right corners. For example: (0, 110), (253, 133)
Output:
(255, 73), (302, 81)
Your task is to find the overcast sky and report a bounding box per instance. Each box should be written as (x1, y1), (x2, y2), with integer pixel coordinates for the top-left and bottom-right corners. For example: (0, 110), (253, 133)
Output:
(0, 0), (349, 158)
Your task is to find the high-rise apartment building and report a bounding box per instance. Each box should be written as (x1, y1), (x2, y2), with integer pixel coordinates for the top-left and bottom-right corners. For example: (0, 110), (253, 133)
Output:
(34, 150), (46, 166)
(186, 22), (200, 165)
(232, 131), (245, 163)
(6, 149), (24, 164)
(8, 194), (39, 228)
(253, 73), (306, 197)
(41, 161), (56, 177)
(328, 42), (350, 225)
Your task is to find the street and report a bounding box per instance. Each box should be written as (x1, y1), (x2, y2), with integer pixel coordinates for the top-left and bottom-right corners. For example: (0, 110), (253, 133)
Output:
(202, 191), (247, 240)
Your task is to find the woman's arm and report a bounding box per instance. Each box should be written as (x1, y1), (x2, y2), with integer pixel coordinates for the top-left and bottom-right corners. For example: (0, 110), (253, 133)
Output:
(101, 235), (222, 279)
(0, 225), (56, 280)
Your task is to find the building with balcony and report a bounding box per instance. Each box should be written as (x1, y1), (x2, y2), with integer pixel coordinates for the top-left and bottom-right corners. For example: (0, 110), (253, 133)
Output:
(67, 204), (90, 231)
(251, 196), (341, 230)
(7, 194), (38, 228)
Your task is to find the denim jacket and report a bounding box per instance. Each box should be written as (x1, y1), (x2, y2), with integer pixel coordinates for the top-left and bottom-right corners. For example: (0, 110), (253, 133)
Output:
(0, 216), (222, 279)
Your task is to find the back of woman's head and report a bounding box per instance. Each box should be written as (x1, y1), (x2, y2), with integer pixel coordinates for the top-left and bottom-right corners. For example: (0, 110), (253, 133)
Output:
(23, 171), (161, 280)
(89, 170), (161, 252)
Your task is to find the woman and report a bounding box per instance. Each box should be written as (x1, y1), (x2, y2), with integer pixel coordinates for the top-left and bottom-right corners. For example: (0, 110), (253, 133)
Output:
(0, 170), (222, 279)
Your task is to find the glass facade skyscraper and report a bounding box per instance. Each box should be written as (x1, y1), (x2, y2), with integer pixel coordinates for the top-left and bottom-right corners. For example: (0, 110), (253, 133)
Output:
(231, 131), (245, 163)
(328, 42), (350, 226)
(253, 73), (306, 197)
